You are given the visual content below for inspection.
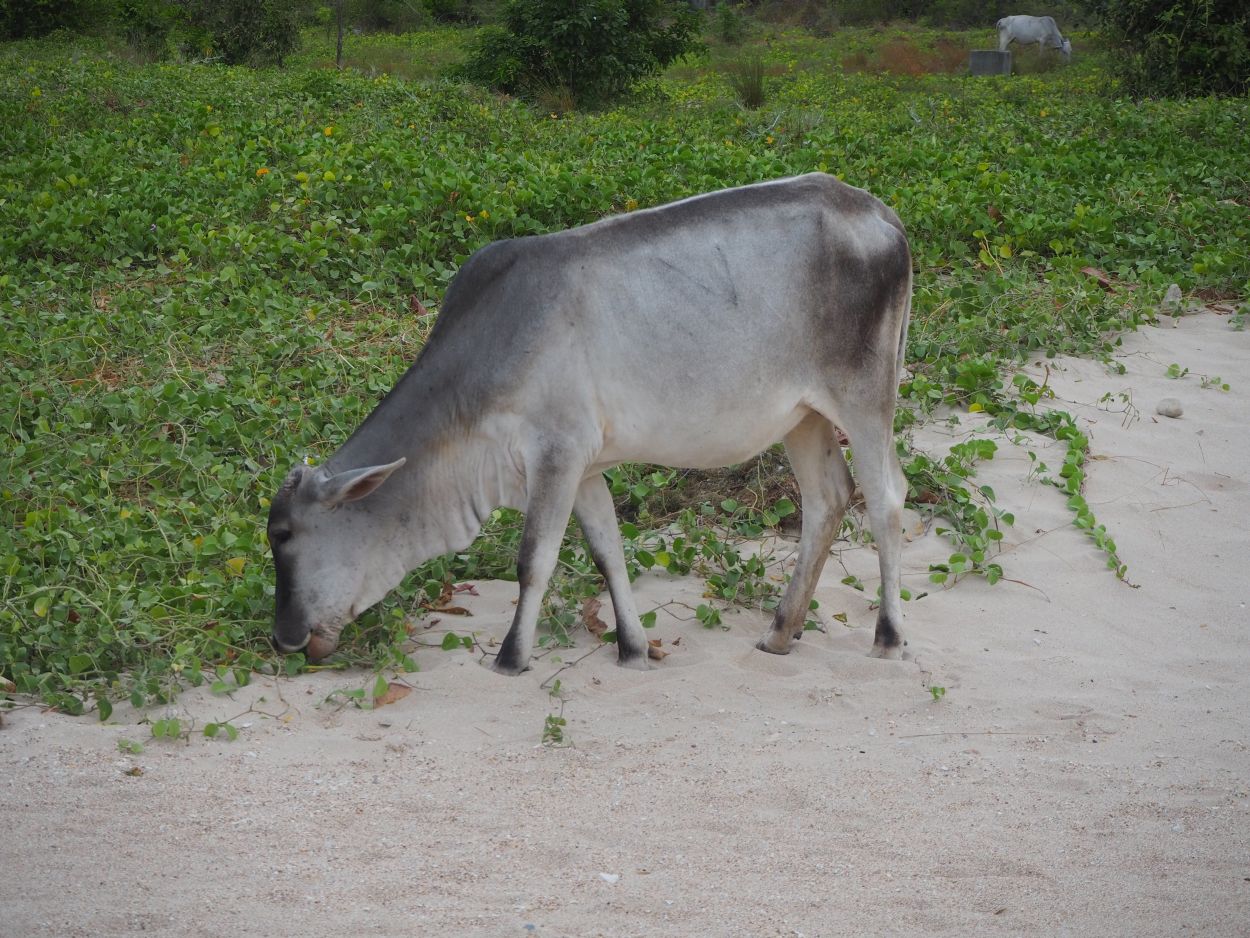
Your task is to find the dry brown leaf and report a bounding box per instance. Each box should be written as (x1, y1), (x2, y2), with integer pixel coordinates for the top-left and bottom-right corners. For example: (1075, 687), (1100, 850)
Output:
(0, 674), (15, 694)
(374, 682), (412, 708)
(647, 639), (669, 661)
(432, 580), (453, 607)
(421, 581), (473, 615)
(581, 597), (610, 639)
(1080, 266), (1116, 291)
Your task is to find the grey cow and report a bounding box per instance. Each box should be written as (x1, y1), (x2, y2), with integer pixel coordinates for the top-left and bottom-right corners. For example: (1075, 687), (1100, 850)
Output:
(997, 15), (1072, 60)
(268, 173), (913, 675)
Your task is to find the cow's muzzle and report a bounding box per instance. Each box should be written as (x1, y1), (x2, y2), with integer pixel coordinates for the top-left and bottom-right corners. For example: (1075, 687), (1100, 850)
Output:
(270, 631), (310, 655)
(272, 629), (339, 662)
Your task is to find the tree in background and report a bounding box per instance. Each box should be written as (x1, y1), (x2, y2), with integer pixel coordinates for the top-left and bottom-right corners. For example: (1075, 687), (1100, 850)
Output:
(1086, 0), (1249, 95)
(463, 0), (700, 107)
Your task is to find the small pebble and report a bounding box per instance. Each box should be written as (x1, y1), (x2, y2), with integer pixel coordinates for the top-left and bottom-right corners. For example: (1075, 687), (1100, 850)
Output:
(598, 872), (620, 884)
(1160, 283), (1183, 313)
(1156, 398), (1184, 419)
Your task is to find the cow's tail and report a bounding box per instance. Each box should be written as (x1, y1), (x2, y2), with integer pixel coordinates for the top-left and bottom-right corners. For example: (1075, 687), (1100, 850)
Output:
(896, 270), (912, 379)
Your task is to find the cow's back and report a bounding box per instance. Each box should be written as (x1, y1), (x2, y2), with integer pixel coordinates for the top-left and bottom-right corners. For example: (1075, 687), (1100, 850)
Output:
(410, 174), (910, 467)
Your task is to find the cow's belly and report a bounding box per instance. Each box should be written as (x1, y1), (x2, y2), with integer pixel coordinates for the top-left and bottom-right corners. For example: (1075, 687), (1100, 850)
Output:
(595, 400), (812, 470)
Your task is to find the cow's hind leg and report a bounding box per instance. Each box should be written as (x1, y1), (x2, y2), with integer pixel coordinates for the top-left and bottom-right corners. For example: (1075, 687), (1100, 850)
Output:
(837, 406), (908, 658)
(757, 413), (854, 655)
(491, 455), (583, 676)
(574, 474), (650, 670)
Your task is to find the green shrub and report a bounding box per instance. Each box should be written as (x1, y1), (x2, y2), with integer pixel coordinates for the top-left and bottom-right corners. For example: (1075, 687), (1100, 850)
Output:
(116, 0), (183, 59)
(182, 0), (306, 66)
(462, 0), (701, 107)
(712, 2), (747, 43)
(1090, 0), (1250, 95)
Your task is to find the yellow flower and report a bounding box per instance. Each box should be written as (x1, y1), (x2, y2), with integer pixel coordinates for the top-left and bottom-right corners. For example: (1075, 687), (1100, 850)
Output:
(465, 214), (474, 223)
(624, 198), (638, 212)
(766, 135), (774, 144)
(324, 125), (334, 136)
(256, 167), (270, 177)
(478, 209), (489, 220)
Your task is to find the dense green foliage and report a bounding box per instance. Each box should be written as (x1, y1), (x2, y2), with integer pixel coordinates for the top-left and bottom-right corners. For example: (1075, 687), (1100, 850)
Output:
(0, 0), (107, 40)
(180, 0), (307, 66)
(1090, 0), (1250, 95)
(1, 28), (1247, 714)
(0, 0), (311, 65)
(463, 0), (700, 106)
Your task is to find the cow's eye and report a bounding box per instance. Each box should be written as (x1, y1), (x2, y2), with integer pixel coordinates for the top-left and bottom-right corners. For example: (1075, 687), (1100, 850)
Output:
(269, 529), (292, 547)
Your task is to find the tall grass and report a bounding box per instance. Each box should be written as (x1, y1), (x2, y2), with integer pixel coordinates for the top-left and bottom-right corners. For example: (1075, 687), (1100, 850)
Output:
(724, 55), (770, 108)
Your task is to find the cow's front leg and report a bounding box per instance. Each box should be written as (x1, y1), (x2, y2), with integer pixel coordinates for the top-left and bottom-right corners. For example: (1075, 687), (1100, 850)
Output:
(491, 457), (582, 676)
(574, 474), (649, 671)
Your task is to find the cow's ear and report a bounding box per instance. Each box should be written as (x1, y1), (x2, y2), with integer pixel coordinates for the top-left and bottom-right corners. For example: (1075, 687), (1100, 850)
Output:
(318, 458), (407, 507)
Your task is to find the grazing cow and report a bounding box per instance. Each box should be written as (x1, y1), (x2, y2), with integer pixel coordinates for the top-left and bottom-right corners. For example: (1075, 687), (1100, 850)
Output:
(268, 173), (912, 675)
(997, 15), (1072, 60)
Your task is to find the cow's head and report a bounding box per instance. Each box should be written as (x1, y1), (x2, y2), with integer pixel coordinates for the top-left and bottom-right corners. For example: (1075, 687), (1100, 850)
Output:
(267, 458), (407, 660)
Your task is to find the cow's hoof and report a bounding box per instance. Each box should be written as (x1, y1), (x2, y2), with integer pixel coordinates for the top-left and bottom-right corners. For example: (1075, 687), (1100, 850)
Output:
(755, 634), (794, 656)
(867, 641), (906, 660)
(488, 656), (529, 676)
(617, 654), (651, 672)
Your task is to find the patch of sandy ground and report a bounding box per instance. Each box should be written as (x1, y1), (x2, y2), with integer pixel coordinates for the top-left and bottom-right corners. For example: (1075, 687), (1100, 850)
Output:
(2, 311), (1248, 937)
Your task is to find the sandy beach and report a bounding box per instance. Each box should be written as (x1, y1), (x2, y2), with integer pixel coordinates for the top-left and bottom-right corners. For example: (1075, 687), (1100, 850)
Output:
(2, 309), (1247, 937)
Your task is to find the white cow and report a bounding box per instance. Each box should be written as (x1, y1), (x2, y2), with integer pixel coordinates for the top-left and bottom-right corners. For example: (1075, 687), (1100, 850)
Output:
(997, 15), (1072, 60)
(268, 174), (913, 675)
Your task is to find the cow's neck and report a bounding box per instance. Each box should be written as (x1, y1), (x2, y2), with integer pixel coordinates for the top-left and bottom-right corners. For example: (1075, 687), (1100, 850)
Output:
(327, 365), (525, 568)
(404, 426), (523, 562)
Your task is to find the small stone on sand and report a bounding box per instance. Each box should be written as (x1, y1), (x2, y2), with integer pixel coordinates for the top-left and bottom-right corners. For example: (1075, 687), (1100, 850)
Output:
(1156, 397), (1183, 418)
